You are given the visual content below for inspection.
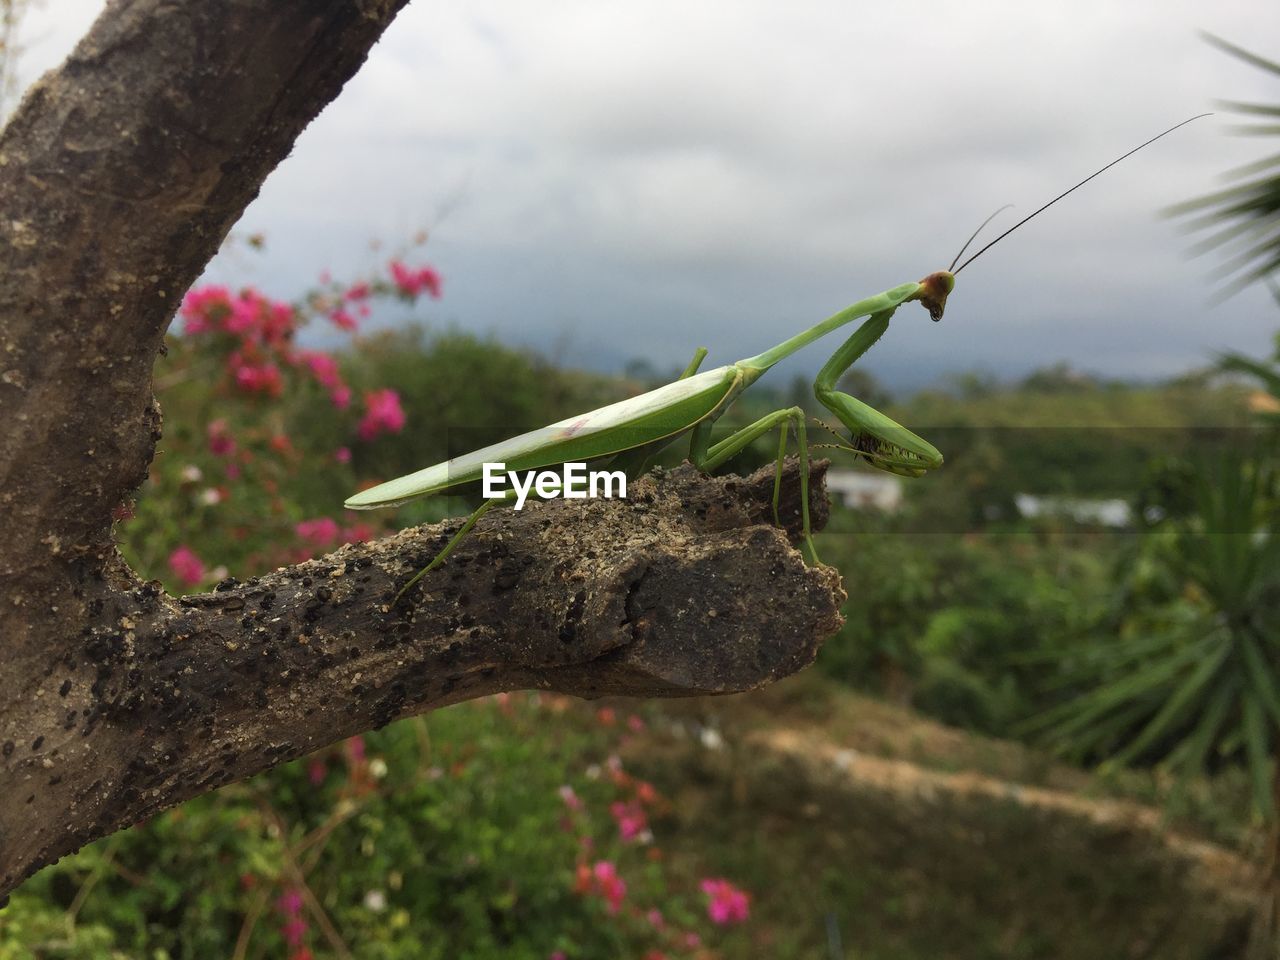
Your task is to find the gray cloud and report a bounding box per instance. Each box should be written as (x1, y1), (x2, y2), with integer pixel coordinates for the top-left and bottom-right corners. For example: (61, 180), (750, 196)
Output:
(13, 0), (1280, 395)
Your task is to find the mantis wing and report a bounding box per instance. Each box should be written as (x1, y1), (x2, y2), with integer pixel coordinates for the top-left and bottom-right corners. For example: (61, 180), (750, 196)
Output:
(345, 365), (741, 509)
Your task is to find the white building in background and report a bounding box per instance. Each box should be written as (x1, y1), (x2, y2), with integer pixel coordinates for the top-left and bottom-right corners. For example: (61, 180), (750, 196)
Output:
(825, 470), (904, 512)
(1014, 494), (1132, 528)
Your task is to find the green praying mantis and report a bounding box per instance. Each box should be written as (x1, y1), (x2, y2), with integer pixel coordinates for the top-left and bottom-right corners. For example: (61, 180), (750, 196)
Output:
(346, 115), (1208, 602)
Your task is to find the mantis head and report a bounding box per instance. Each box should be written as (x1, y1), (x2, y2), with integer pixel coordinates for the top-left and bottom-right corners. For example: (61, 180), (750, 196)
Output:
(914, 271), (955, 322)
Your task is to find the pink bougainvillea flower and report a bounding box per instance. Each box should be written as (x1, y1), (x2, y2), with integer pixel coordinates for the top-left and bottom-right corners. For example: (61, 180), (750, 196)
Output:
(334, 447), (352, 464)
(264, 301), (295, 344)
(180, 285), (231, 334)
(357, 389), (406, 441)
(168, 545), (205, 588)
(344, 281), (370, 301)
(295, 347), (354, 407)
(295, 517), (341, 547)
(297, 350), (342, 388)
(277, 888), (304, 917)
(281, 917), (307, 947)
(229, 354), (284, 397)
(329, 384), (352, 410)
(276, 886), (309, 950)
(699, 878), (750, 925)
(590, 860), (627, 914)
(346, 735), (366, 765)
(329, 308), (357, 331)
(389, 260), (443, 299)
(207, 419), (236, 457)
(341, 522), (375, 544)
(609, 801), (648, 842)
(225, 293), (259, 335)
(558, 784), (583, 812)
(307, 758), (327, 786)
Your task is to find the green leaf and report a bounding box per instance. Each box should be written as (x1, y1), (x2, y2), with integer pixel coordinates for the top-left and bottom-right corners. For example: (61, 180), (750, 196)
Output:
(1241, 697), (1274, 816)
(1112, 633), (1232, 764)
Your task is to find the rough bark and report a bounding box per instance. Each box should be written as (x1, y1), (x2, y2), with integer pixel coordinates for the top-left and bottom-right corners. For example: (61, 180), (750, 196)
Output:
(0, 1), (846, 900)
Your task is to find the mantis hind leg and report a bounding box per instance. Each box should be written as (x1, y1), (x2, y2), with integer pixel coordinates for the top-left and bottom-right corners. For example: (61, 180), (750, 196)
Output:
(690, 406), (818, 564)
(395, 493), (512, 604)
(814, 309), (943, 477)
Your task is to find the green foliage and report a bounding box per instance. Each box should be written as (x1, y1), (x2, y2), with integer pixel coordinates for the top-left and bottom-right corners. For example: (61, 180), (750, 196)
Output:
(1220, 318), (1280, 430)
(1170, 36), (1280, 291)
(0, 698), (740, 959)
(1029, 451), (1280, 814)
(815, 513), (1107, 735)
(897, 366), (1248, 502)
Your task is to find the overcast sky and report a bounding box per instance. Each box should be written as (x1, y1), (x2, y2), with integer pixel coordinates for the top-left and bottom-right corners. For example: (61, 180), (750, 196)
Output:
(11, 1), (1280, 393)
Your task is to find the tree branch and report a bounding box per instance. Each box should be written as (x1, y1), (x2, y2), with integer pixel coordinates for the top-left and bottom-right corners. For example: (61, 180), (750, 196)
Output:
(0, 0), (410, 580)
(0, 460), (842, 899)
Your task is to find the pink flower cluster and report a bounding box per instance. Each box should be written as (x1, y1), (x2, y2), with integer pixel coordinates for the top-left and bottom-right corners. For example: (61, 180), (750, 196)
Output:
(291, 516), (376, 561)
(297, 350), (352, 409)
(181, 285), (356, 408)
(598, 754), (660, 844)
(168, 545), (205, 588)
(545, 694), (755, 952)
(294, 517), (374, 549)
(699, 877), (751, 925)
(357, 389), (407, 441)
(609, 800), (648, 843)
(207, 419), (236, 458)
(181, 286), (293, 343)
(179, 263), (423, 452)
(389, 260), (443, 300)
(575, 860), (627, 914)
(276, 888), (312, 959)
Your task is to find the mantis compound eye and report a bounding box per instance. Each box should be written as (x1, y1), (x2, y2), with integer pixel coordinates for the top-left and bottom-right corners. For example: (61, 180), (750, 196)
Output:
(915, 270), (955, 322)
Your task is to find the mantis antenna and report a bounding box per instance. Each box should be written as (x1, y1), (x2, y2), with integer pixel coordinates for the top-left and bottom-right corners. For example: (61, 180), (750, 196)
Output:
(952, 113), (1213, 275)
(948, 204), (1015, 272)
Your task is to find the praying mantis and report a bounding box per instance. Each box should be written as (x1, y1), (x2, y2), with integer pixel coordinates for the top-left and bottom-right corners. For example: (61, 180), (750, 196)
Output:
(345, 116), (1208, 601)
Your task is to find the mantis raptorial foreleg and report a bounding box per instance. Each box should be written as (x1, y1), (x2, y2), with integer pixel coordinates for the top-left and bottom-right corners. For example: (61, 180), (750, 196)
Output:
(812, 310), (943, 478)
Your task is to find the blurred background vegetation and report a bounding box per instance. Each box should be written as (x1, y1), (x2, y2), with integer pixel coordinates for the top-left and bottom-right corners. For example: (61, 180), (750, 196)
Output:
(4, 277), (1274, 958)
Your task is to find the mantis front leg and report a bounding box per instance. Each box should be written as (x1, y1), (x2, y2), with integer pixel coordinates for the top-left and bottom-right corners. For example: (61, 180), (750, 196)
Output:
(813, 310), (943, 478)
(689, 407), (818, 563)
